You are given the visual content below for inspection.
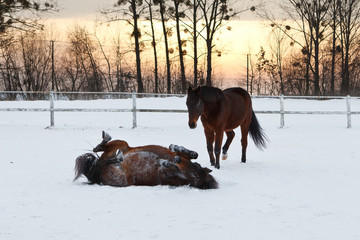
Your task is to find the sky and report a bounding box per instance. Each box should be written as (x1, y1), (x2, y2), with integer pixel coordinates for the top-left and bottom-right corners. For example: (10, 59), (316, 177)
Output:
(48, 0), (275, 81)
(54, 0), (115, 19)
(54, 0), (262, 20)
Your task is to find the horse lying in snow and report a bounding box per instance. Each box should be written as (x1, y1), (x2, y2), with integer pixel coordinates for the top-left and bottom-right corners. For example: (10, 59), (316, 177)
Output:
(74, 131), (218, 189)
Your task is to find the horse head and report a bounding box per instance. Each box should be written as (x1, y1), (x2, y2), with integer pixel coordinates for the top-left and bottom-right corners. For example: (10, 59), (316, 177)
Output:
(186, 86), (203, 129)
(176, 158), (218, 189)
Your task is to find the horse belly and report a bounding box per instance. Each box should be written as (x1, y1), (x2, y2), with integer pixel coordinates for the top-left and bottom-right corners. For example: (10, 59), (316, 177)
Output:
(122, 153), (161, 186)
(224, 96), (251, 130)
(101, 165), (129, 187)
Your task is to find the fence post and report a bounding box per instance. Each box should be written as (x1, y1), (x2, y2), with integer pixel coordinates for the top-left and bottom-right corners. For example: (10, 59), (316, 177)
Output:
(50, 91), (55, 127)
(132, 91), (137, 128)
(280, 95), (285, 128)
(346, 95), (351, 128)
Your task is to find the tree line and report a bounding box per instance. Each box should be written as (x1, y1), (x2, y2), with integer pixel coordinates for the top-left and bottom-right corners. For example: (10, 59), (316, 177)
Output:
(253, 0), (360, 96)
(1, 0), (360, 95)
(0, 0), (253, 94)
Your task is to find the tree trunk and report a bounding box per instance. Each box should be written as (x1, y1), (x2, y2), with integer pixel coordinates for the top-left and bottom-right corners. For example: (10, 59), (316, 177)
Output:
(330, 3), (337, 95)
(148, 1), (159, 93)
(205, 41), (212, 86)
(132, 0), (144, 93)
(341, 44), (350, 95)
(159, 1), (171, 93)
(314, 38), (320, 95)
(193, 0), (198, 88)
(174, 1), (186, 93)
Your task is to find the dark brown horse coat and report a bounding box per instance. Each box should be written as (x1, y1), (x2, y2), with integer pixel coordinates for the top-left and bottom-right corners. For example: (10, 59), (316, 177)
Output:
(187, 86), (267, 169)
(74, 133), (218, 189)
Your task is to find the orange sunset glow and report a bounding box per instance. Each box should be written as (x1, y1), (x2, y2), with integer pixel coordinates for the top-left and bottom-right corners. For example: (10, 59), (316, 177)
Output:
(44, 18), (274, 86)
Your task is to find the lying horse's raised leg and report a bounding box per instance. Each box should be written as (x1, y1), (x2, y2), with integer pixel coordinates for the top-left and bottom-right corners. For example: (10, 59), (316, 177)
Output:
(169, 144), (198, 160)
(240, 125), (249, 163)
(93, 131), (112, 152)
(222, 130), (235, 160)
(214, 131), (224, 169)
(204, 128), (215, 166)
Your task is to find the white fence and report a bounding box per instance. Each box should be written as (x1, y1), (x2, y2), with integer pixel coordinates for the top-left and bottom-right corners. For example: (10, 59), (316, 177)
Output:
(0, 91), (359, 128)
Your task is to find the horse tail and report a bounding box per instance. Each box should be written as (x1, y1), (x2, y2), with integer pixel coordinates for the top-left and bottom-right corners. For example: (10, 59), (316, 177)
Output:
(73, 153), (102, 184)
(249, 110), (268, 150)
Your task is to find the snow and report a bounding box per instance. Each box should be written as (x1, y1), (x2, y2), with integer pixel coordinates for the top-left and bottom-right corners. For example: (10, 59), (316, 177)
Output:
(1, 97), (360, 239)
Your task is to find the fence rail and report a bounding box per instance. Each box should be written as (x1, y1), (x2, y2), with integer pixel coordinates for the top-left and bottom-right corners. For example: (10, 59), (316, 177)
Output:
(0, 91), (359, 128)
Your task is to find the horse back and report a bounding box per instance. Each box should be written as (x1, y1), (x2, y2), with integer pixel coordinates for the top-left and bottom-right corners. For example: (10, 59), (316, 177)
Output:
(222, 88), (252, 129)
(223, 88), (251, 101)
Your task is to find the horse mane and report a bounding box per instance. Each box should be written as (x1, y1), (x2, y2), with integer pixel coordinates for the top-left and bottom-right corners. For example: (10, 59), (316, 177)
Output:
(200, 86), (224, 103)
(74, 153), (98, 182)
(74, 153), (122, 184)
(199, 175), (219, 189)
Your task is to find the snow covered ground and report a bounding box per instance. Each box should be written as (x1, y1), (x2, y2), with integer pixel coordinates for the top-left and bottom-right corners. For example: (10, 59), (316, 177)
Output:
(1, 97), (360, 240)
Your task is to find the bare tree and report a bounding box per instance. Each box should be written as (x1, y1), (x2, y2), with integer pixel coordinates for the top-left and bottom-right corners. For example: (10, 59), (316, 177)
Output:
(198, 0), (254, 86)
(111, 30), (132, 92)
(287, 0), (331, 95)
(0, 36), (22, 91)
(198, 0), (231, 86)
(67, 25), (103, 92)
(0, 0), (56, 33)
(182, 0), (202, 87)
(154, 0), (172, 93)
(268, 25), (292, 94)
(94, 32), (113, 92)
(19, 32), (52, 91)
(169, 0), (187, 93)
(103, 0), (146, 93)
(144, 0), (160, 93)
(329, 0), (340, 95)
(338, 0), (360, 95)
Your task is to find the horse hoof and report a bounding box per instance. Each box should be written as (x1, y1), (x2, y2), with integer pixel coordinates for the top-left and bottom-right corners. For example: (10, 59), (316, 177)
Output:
(210, 161), (215, 166)
(215, 164), (220, 169)
(222, 153), (228, 160)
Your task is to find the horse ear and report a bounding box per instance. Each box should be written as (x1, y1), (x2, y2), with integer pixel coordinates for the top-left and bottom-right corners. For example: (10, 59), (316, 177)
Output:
(204, 167), (212, 173)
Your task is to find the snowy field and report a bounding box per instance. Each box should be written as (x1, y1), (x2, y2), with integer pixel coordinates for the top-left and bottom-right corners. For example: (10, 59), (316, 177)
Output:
(1, 97), (360, 240)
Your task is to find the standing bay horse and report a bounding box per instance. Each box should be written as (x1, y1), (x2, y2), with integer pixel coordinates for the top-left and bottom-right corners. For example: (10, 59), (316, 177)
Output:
(74, 131), (218, 189)
(186, 86), (267, 169)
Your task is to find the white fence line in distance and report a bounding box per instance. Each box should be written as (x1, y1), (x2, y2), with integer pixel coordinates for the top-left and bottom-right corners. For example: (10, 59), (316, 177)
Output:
(0, 91), (359, 128)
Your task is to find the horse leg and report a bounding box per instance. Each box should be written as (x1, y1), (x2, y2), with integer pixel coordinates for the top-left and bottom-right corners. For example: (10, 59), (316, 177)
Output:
(204, 129), (215, 166)
(240, 125), (249, 163)
(222, 130), (235, 160)
(93, 131), (112, 152)
(214, 131), (224, 169)
(169, 144), (198, 160)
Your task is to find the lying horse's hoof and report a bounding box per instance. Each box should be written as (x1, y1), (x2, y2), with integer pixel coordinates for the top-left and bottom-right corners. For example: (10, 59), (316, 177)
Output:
(174, 156), (182, 164)
(169, 144), (198, 159)
(222, 153), (228, 160)
(102, 131), (112, 142)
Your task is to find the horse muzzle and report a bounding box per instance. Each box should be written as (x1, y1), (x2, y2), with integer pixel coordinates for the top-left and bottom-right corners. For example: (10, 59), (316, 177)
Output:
(188, 121), (197, 129)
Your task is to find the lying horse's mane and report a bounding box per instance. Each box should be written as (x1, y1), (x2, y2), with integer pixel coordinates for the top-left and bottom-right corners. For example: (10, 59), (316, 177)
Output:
(199, 86), (224, 103)
(74, 153), (122, 184)
(74, 153), (96, 182)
